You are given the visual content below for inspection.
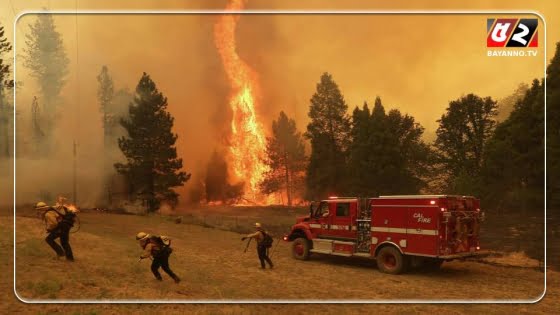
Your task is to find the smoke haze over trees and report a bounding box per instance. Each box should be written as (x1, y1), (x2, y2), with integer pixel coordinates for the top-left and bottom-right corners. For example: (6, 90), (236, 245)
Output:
(96, 66), (134, 207)
(496, 83), (529, 123)
(481, 80), (544, 211)
(22, 13), (69, 153)
(0, 12), (554, 216)
(97, 65), (114, 147)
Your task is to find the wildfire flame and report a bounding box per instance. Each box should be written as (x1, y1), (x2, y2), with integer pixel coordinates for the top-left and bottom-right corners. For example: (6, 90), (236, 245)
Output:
(55, 196), (79, 212)
(214, 0), (269, 202)
(65, 204), (79, 212)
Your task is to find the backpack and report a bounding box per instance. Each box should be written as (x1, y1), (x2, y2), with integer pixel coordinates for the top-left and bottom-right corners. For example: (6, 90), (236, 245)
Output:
(47, 207), (75, 227)
(149, 235), (173, 255)
(261, 231), (273, 248)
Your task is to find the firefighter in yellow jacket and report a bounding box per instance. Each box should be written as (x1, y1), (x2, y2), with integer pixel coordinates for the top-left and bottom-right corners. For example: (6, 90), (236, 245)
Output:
(35, 201), (75, 261)
(241, 223), (274, 269)
(136, 232), (181, 283)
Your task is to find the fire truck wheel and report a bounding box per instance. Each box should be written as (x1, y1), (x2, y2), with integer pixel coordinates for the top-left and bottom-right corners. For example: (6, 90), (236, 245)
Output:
(377, 246), (407, 275)
(292, 238), (310, 260)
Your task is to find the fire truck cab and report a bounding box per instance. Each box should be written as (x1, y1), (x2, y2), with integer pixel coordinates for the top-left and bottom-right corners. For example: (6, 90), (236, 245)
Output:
(284, 195), (486, 274)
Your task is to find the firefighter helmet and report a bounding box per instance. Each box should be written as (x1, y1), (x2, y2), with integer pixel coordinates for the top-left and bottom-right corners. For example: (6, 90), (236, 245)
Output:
(35, 201), (49, 210)
(136, 232), (150, 241)
(255, 222), (262, 229)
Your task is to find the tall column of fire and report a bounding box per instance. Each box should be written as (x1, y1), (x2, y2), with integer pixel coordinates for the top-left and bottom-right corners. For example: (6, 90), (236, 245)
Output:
(214, 0), (269, 202)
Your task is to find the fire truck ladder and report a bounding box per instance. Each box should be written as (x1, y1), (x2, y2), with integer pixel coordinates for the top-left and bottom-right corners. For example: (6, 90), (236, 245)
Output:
(356, 198), (371, 253)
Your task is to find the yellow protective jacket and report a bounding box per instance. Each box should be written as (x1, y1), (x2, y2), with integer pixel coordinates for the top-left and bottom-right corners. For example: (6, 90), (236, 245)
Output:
(43, 209), (59, 232)
(42, 206), (73, 232)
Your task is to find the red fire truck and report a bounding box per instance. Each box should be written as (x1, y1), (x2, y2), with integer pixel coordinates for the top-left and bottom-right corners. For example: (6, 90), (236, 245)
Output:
(284, 195), (486, 274)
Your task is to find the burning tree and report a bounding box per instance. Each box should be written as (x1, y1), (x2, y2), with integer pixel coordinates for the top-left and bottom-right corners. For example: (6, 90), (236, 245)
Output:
(260, 111), (306, 206)
(214, 0), (269, 202)
(205, 150), (244, 204)
(115, 72), (190, 212)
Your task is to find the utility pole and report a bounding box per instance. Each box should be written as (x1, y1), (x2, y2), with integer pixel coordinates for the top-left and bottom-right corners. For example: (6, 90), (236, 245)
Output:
(104, 107), (112, 208)
(73, 140), (77, 205)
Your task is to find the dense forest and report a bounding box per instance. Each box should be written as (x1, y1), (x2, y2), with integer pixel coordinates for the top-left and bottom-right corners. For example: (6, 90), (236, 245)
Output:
(263, 44), (558, 215)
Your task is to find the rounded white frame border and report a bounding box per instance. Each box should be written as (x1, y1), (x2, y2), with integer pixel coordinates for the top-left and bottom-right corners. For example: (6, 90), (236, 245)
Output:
(12, 9), (548, 304)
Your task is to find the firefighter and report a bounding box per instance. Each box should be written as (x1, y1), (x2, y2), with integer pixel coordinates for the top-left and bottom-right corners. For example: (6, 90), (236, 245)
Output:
(136, 232), (181, 283)
(320, 203), (330, 217)
(241, 223), (274, 269)
(35, 201), (75, 261)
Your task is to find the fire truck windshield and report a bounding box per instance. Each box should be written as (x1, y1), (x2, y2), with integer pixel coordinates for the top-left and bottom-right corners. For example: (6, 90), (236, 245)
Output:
(316, 202), (329, 217)
(310, 201), (329, 218)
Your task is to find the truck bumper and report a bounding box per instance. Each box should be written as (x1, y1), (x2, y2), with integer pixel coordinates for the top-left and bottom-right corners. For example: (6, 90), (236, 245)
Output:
(438, 250), (490, 260)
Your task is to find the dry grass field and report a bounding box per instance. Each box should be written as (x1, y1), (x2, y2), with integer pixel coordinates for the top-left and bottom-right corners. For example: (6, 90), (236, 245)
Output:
(1, 206), (559, 314)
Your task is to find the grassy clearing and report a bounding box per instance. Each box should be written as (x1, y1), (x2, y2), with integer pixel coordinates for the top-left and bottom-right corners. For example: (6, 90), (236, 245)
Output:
(169, 205), (308, 237)
(1, 207), (559, 314)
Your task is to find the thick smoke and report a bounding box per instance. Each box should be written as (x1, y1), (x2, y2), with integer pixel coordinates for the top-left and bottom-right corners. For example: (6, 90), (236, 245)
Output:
(3, 8), (547, 209)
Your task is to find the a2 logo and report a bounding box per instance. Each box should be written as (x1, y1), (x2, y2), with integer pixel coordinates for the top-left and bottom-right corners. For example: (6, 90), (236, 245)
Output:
(487, 18), (538, 48)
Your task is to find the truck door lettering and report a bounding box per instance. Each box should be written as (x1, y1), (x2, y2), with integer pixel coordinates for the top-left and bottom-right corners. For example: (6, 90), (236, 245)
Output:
(413, 212), (431, 223)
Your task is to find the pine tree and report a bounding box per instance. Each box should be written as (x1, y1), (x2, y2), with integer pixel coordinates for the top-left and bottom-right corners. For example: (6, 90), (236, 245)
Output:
(496, 83), (529, 122)
(368, 98), (390, 194)
(305, 73), (351, 199)
(30, 96), (44, 152)
(97, 65), (116, 206)
(23, 13), (69, 143)
(347, 97), (431, 196)
(482, 79), (544, 211)
(97, 65), (114, 148)
(434, 94), (498, 193)
(348, 102), (372, 195)
(547, 42), (560, 208)
(384, 108), (432, 194)
(260, 111), (306, 205)
(108, 88), (133, 138)
(115, 73), (190, 211)
(0, 25), (14, 158)
(0, 25), (11, 88)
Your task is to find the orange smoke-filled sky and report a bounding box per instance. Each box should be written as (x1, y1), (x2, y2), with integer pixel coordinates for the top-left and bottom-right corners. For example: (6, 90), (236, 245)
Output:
(1, 0), (558, 204)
